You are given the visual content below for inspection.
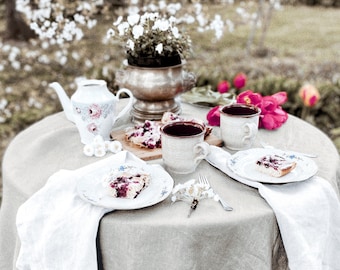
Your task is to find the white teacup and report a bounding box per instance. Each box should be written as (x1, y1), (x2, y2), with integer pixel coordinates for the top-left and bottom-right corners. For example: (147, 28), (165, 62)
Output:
(220, 103), (261, 150)
(161, 121), (210, 174)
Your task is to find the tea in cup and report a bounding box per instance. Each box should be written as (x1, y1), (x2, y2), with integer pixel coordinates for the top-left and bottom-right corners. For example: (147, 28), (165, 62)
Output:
(220, 104), (261, 150)
(161, 121), (210, 174)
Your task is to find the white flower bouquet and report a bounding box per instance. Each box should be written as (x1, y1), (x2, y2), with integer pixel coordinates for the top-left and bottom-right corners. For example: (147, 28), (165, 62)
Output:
(107, 10), (192, 67)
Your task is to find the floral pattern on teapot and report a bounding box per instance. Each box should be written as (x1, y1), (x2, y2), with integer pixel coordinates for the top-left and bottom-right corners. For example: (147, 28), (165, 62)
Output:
(73, 102), (114, 135)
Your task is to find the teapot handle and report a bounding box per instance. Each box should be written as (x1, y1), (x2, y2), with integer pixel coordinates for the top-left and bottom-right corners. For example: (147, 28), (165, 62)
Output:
(115, 88), (133, 120)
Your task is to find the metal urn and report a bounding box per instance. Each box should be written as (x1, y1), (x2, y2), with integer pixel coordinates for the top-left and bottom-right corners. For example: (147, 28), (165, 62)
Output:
(116, 60), (196, 123)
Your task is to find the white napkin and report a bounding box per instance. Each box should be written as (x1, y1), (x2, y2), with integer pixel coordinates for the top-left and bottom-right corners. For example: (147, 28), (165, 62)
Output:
(16, 151), (141, 270)
(206, 145), (340, 270)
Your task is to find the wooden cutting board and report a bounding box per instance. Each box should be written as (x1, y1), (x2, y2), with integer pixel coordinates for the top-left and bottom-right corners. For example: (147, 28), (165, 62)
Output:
(110, 129), (222, 161)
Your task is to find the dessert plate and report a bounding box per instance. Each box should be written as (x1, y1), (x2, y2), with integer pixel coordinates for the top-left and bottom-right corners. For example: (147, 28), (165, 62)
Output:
(77, 151), (174, 209)
(227, 148), (318, 184)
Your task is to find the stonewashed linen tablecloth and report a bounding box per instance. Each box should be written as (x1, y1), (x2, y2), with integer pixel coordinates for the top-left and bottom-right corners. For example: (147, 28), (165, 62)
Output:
(1, 100), (340, 270)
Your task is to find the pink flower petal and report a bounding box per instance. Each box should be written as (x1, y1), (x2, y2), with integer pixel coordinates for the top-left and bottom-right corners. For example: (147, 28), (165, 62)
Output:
(237, 90), (262, 106)
(271, 92), (287, 105)
(206, 106), (221, 126)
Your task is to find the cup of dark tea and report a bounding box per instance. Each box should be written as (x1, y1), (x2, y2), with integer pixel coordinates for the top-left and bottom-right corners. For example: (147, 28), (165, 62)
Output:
(220, 103), (261, 150)
(161, 121), (210, 174)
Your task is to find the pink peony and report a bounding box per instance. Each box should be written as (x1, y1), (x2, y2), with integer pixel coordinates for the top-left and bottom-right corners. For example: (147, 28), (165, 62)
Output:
(236, 90), (262, 107)
(237, 90), (288, 130)
(259, 96), (288, 130)
(206, 105), (221, 126)
(233, 73), (247, 89)
(217, 80), (230, 94)
(206, 90), (288, 130)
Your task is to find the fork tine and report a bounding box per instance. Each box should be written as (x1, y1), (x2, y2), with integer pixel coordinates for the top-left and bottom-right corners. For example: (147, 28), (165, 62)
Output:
(198, 174), (209, 187)
(202, 175), (210, 186)
(198, 174), (203, 184)
(199, 174), (233, 211)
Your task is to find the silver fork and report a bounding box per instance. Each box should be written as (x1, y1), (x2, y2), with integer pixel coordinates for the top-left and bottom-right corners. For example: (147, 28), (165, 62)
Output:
(199, 174), (233, 211)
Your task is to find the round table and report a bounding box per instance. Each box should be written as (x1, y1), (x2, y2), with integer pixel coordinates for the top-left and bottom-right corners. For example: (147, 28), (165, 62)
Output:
(1, 101), (339, 270)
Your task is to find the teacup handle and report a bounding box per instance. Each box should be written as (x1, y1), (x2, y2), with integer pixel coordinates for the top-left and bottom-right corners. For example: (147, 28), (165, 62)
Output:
(242, 123), (257, 145)
(193, 142), (210, 165)
(115, 88), (133, 120)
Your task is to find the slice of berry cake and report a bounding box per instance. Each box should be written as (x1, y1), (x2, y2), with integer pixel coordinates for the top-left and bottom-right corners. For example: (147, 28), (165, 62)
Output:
(255, 154), (297, 178)
(125, 120), (162, 149)
(102, 165), (151, 199)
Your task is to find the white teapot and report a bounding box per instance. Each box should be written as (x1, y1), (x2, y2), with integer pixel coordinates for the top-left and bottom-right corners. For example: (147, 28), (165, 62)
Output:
(49, 79), (133, 144)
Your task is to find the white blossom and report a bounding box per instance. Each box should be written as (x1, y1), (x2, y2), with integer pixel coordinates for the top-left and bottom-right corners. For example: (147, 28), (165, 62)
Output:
(87, 19), (97, 29)
(155, 43), (163, 54)
(127, 14), (140, 26)
(72, 51), (80, 60)
(5, 87), (13, 93)
(171, 27), (180, 38)
(158, 0), (167, 10)
(153, 19), (169, 31)
(94, 145), (106, 157)
(132, 24), (144, 39)
(166, 3), (181, 15)
(126, 39), (135, 51)
(118, 22), (129, 36)
(83, 135), (123, 157)
(85, 59), (93, 68)
(24, 65), (32, 72)
(101, 66), (109, 77)
(83, 144), (95, 157)
(171, 179), (215, 205)
(0, 99), (8, 110)
(113, 16), (123, 26)
(109, 141), (123, 154)
(11, 61), (21, 70)
(74, 14), (86, 25)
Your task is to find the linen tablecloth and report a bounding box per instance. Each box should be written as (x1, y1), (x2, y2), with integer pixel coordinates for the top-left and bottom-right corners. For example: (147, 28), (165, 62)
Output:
(1, 101), (340, 270)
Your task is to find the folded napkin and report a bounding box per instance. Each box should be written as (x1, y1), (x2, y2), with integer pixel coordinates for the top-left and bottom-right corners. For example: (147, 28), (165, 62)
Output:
(16, 151), (141, 270)
(206, 145), (340, 270)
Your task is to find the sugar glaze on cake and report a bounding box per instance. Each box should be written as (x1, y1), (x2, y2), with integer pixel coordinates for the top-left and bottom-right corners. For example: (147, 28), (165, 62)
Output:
(102, 165), (151, 199)
(256, 154), (297, 178)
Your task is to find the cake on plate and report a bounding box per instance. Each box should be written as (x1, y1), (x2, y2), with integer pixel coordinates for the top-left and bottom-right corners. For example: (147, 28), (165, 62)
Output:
(102, 165), (151, 199)
(255, 154), (297, 178)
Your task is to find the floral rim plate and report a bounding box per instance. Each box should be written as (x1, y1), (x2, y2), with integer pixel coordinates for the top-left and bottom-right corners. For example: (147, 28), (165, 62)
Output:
(227, 148), (318, 184)
(76, 153), (174, 209)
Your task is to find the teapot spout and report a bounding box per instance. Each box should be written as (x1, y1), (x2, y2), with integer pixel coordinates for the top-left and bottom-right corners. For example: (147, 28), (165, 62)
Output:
(49, 82), (75, 123)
